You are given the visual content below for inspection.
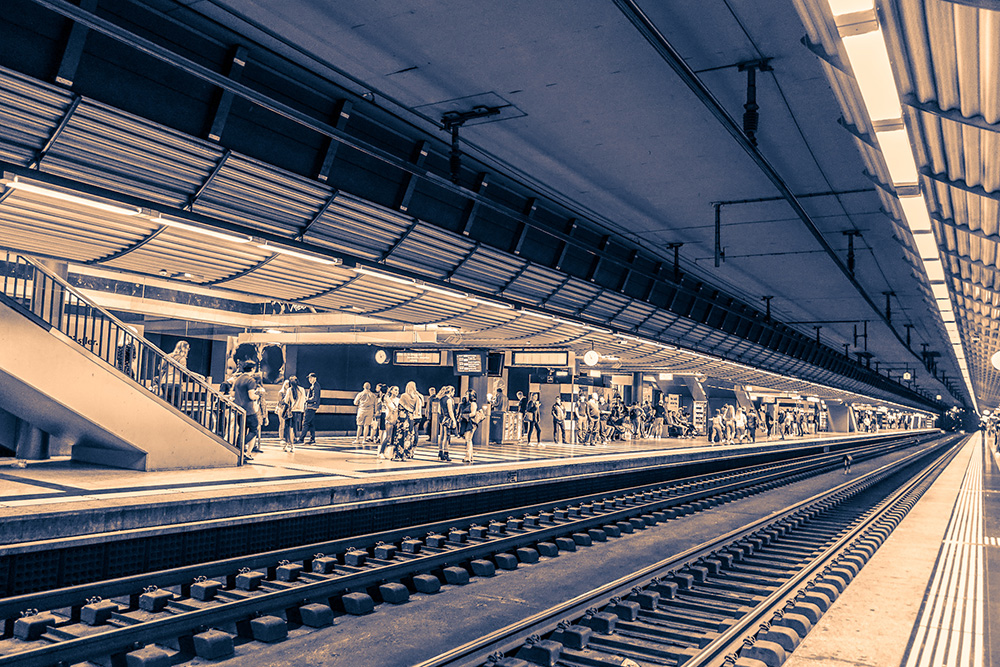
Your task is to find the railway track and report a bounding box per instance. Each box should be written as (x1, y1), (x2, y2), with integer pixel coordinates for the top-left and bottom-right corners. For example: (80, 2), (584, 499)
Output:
(0, 433), (954, 667)
(416, 432), (964, 667)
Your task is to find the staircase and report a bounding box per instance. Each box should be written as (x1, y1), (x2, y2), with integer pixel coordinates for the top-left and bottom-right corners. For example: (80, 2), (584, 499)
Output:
(0, 253), (245, 470)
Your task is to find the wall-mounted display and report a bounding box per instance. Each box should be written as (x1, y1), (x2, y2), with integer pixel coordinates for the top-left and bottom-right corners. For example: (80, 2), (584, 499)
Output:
(393, 350), (442, 365)
(512, 350), (569, 367)
(453, 351), (485, 376)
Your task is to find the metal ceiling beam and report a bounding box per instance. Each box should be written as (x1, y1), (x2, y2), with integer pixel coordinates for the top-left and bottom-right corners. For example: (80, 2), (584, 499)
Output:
(612, 0), (931, 382)
(921, 168), (1000, 203)
(85, 227), (168, 265)
(903, 94), (1000, 136)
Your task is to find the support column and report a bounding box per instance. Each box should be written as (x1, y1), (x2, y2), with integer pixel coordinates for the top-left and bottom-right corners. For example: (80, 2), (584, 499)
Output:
(15, 418), (50, 461)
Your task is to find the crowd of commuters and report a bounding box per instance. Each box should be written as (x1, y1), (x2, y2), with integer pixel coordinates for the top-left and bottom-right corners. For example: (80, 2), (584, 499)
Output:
(156, 343), (917, 464)
(707, 405), (820, 444)
(349, 383), (487, 464)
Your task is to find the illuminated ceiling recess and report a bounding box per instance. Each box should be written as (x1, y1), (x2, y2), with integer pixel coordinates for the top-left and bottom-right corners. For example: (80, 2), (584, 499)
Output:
(812, 0), (979, 413)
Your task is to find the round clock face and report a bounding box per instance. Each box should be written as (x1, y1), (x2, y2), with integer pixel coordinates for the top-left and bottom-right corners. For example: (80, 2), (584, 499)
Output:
(375, 349), (388, 364)
(583, 350), (599, 366)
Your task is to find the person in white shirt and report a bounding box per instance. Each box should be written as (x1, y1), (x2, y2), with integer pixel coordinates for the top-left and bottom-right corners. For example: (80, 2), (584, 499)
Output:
(353, 382), (376, 444)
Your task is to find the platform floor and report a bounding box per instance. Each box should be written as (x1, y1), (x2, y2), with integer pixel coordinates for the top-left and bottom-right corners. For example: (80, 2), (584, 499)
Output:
(0, 429), (905, 511)
(785, 432), (986, 667)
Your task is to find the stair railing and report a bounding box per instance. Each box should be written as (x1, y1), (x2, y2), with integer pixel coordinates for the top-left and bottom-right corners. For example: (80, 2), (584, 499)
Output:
(1, 253), (246, 462)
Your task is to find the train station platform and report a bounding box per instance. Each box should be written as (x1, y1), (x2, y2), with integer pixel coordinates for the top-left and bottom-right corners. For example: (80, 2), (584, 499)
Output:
(784, 431), (987, 667)
(0, 428), (932, 551)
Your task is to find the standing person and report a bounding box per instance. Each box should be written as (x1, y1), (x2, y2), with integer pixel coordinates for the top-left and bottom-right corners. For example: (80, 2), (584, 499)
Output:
(843, 452), (853, 474)
(284, 375), (306, 451)
(735, 407), (747, 443)
(353, 382), (376, 445)
(722, 404), (736, 444)
(746, 407), (758, 443)
(458, 389), (479, 463)
(524, 392), (542, 445)
(551, 397), (566, 444)
(762, 408), (773, 441)
(252, 380), (267, 453)
(377, 386), (400, 461)
(515, 391), (527, 442)
(395, 382), (421, 460)
(438, 386), (456, 461)
(373, 384), (387, 445)
(300, 373), (320, 445)
(492, 385), (507, 412)
(158, 340), (192, 408)
(587, 393), (603, 445)
(232, 360), (260, 461)
(427, 386), (439, 445)
(652, 400), (666, 439)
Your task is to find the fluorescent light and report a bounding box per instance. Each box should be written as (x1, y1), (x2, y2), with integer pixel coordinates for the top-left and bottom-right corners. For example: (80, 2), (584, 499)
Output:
(352, 266), (414, 284)
(841, 30), (902, 121)
(521, 309), (555, 320)
(6, 179), (141, 216)
(898, 195), (933, 233)
(258, 244), (339, 265)
(153, 217), (250, 243)
(264, 329), (284, 334)
(923, 258), (946, 283)
(911, 232), (939, 260)
(659, 373), (673, 381)
(876, 129), (918, 185)
(422, 284), (467, 299)
(585, 325), (613, 334)
(828, 0), (874, 15)
(468, 296), (514, 309)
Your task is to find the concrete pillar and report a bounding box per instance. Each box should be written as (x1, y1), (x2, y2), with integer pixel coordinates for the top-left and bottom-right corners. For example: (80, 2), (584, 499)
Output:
(30, 259), (69, 328)
(15, 419), (50, 460)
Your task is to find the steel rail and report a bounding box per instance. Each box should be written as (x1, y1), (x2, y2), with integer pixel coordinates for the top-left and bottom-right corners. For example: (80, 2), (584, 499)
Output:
(684, 434), (964, 666)
(0, 437), (935, 667)
(412, 433), (961, 667)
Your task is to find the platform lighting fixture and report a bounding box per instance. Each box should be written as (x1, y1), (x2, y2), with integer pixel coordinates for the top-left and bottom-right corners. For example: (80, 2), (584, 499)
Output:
(264, 329), (284, 335)
(467, 296), (514, 309)
(584, 324), (613, 335)
(840, 31), (901, 121)
(923, 259), (946, 284)
(911, 232), (939, 260)
(421, 284), (468, 299)
(521, 309), (555, 321)
(5, 178), (142, 216)
(351, 266), (414, 283)
(875, 129), (919, 185)
(659, 373), (673, 381)
(930, 283), (951, 301)
(258, 244), (339, 265)
(152, 216), (250, 244)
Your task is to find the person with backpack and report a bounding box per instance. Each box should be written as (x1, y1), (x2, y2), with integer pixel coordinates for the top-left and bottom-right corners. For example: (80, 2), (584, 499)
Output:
(843, 453), (853, 474)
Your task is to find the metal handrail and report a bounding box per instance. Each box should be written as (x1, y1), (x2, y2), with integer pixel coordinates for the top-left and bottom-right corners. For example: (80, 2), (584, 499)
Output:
(1, 253), (245, 460)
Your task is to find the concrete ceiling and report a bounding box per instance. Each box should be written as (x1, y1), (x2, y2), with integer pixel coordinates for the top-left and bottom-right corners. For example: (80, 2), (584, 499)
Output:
(0, 0), (978, 410)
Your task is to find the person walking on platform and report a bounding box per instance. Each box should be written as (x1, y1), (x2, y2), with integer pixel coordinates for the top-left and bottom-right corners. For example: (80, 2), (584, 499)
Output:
(300, 372), (320, 444)
(843, 452), (853, 474)
(551, 397), (566, 444)
(438, 386), (456, 461)
(353, 382), (376, 445)
(524, 392), (542, 445)
(232, 360), (260, 461)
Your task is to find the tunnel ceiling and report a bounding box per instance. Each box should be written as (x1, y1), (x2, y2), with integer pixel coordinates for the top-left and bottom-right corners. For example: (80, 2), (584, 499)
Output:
(0, 0), (990, 412)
